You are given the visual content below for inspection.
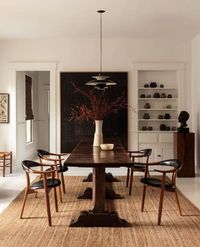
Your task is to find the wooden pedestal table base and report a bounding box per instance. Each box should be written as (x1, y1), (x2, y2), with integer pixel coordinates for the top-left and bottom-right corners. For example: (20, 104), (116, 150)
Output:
(65, 140), (132, 227)
(82, 172), (120, 182)
(69, 210), (130, 227)
(70, 167), (130, 227)
(77, 187), (123, 199)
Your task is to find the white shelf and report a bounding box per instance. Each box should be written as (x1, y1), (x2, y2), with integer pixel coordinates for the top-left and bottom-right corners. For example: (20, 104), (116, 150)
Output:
(130, 62), (183, 161)
(138, 130), (177, 133)
(138, 98), (177, 100)
(139, 119), (177, 121)
(138, 108), (177, 111)
(137, 71), (179, 146)
(138, 87), (177, 90)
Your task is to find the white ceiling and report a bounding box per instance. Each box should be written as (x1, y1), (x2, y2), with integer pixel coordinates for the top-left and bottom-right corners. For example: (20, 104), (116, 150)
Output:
(1, 0), (200, 40)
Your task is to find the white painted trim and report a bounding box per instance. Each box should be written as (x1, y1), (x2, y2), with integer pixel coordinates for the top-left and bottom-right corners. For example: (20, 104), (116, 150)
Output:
(131, 61), (185, 111)
(8, 62), (57, 164)
(8, 62), (57, 70)
(56, 71), (61, 152)
(130, 61), (185, 155)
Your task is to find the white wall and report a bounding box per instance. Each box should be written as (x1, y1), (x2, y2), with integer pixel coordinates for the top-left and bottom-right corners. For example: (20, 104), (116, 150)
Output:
(0, 37), (192, 173)
(192, 34), (200, 171)
(37, 71), (50, 151)
(16, 71), (26, 166)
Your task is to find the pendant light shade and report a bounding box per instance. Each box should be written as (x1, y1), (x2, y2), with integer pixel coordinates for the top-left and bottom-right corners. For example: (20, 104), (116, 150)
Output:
(86, 10), (117, 90)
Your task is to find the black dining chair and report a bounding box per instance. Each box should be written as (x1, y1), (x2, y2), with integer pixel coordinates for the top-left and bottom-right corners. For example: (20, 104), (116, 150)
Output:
(126, 149), (152, 195)
(37, 150), (68, 203)
(140, 159), (182, 225)
(20, 160), (61, 226)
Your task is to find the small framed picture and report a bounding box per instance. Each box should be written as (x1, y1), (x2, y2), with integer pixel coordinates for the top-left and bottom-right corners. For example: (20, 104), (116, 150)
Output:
(0, 93), (9, 123)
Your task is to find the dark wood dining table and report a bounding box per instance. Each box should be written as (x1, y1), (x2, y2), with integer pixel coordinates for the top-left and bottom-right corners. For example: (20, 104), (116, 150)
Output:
(64, 139), (132, 227)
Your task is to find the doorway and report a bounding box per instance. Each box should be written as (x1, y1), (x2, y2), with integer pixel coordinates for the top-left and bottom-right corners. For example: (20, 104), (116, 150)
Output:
(16, 71), (50, 165)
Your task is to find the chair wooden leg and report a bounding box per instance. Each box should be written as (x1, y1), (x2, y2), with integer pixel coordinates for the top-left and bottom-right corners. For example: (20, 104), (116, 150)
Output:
(20, 189), (29, 219)
(44, 187), (52, 226)
(126, 168), (130, 187)
(10, 155), (12, 174)
(129, 167), (134, 195)
(141, 185), (147, 212)
(3, 159), (5, 177)
(53, 187), (58, 212)
(56, 171), (63, 203)
(58, 182), (63, 203)
(174, 188), (182, 216)
(61, 172), (66, 194)
(158, 175), (166, 225)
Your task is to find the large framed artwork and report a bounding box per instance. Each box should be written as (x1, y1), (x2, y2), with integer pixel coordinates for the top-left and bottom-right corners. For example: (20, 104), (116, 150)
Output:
(0, 93), (9, 123)
(60, 72), (128, 152)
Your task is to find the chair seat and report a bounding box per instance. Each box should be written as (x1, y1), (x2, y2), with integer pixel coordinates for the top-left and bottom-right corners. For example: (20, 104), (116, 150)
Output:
(133, 163), (145, 171)
(140, 177), (174, 191)
(30, 178), (61, 190)
(58, 164), (68, 173)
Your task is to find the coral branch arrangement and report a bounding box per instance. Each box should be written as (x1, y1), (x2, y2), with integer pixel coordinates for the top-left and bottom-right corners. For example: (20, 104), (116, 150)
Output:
(69, 82), (127, 122)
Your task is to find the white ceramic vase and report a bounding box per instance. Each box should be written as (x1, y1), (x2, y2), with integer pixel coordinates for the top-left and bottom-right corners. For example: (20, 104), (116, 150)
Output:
(93, 120), (103, 146)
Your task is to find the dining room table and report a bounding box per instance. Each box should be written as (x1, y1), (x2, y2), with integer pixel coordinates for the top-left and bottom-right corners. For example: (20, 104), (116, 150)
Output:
(64, 138), (132, 227)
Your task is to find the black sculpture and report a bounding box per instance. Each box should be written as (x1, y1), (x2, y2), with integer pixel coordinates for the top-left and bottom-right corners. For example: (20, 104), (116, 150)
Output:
(178, 111), (190, 132)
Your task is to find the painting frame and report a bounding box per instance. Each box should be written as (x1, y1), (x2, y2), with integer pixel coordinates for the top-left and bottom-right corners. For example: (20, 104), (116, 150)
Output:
(60, 72), (127, 152)
(0, 93), (9, 123)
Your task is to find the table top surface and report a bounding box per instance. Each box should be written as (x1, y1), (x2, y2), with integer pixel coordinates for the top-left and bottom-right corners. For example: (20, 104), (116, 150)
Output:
(64, 139), (132, 167)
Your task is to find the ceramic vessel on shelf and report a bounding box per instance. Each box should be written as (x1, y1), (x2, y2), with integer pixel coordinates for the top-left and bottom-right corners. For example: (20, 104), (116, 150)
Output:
(143, 113), (150, 119)
(150, 82), (157, 88)
(153, 92), (160, 98)
(144, 102), (151, 109)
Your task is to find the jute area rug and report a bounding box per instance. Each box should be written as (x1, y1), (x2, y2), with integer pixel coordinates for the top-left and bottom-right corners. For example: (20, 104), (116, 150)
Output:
(0, 176), (200, 247)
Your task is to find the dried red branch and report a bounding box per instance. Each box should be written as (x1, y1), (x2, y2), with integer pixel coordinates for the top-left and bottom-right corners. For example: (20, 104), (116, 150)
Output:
(68, 82), (127, 122)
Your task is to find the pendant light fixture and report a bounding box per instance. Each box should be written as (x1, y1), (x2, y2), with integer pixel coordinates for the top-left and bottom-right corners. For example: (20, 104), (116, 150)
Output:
(86, 10), (117, 90)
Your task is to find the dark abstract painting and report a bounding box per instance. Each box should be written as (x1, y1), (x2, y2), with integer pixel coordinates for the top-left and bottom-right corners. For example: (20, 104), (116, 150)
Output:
(60, 72), (128, 152)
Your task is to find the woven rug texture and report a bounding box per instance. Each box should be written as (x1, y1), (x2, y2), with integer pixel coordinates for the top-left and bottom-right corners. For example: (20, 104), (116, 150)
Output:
(0, 176), (200, 247)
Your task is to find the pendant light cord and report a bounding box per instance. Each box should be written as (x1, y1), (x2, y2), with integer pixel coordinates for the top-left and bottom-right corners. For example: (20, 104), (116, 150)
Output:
(100, 11), (103, 74)
(98, 10), (105, 75)
(86, 10), (117, 88)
